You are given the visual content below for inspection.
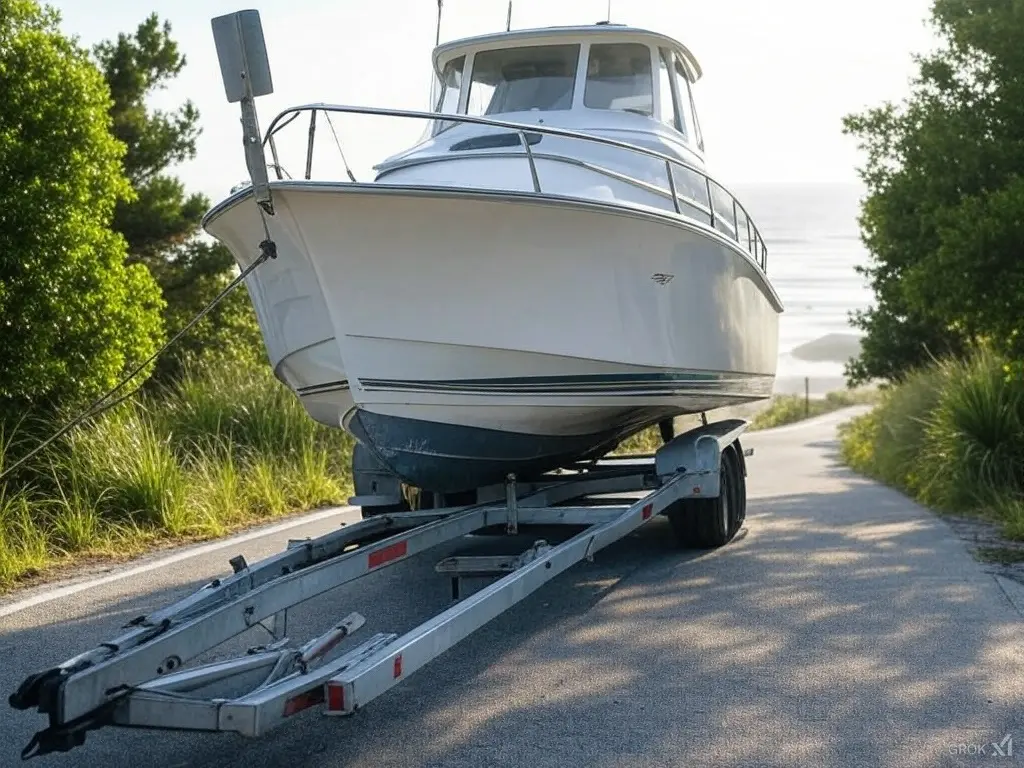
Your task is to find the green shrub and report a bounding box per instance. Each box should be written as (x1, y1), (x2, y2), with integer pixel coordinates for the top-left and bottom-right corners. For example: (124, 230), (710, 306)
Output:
(839, 365), (945, 494)
(839, 347), (1024, 539)
(918, 350), (1024, 509)
(0, 0), (165, 414)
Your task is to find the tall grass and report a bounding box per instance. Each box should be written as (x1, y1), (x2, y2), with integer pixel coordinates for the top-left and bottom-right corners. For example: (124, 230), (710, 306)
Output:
(839, 347), (1024, 539)
(0, 361), (355, 591)
(749, 388), (878, 430)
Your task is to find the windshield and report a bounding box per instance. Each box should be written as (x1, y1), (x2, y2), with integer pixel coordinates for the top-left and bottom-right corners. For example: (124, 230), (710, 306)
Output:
(430, 55), (466, 136)
(584, 42), (654, 116)
(466, 44), (580, 116)
(675, 54), (703, 150)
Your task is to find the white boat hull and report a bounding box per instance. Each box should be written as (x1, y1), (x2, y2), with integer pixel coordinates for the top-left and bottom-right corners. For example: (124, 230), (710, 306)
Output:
(221, 181), (780, 491)
(204, 194), (352, 428)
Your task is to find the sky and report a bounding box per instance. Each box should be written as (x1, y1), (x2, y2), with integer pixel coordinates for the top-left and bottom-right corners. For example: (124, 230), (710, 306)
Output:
(48, 0), (939, 206)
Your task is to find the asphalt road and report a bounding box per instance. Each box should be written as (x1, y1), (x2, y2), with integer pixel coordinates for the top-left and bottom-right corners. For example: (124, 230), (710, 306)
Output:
(2, 407), (1023, 768)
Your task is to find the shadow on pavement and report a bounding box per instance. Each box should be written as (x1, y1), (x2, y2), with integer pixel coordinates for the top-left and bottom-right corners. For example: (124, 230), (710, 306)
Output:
(0, 432), (1022, 768)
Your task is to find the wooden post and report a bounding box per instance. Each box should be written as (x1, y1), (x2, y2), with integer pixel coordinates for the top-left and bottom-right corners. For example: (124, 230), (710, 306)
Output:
(804, 377), (810, 417)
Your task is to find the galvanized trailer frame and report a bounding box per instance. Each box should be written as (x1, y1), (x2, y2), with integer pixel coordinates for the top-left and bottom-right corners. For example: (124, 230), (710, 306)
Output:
(8, 418), (751, 760)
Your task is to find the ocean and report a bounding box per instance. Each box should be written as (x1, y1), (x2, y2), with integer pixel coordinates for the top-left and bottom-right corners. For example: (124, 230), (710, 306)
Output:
(733, 181), (874, 396)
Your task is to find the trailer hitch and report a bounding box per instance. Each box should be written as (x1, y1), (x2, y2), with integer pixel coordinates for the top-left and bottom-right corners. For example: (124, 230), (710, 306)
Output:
(9, 657), (94, 715)
(10, 618), (170, 714)
(19, 701), (116, 760)
(12, 662), (116, 760)
(9, 668), (64, 713)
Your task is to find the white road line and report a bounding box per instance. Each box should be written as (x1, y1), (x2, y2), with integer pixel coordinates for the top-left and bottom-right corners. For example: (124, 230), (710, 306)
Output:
(0, 505), (359, 620)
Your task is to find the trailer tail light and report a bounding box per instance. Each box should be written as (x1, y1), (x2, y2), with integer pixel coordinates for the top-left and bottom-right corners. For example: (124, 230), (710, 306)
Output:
(642, 503), (653, 520)
(283, 687), (325, 717)
(325, 681), (345, 713)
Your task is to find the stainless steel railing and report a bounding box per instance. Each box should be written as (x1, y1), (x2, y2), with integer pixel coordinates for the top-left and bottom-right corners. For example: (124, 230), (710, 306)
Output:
(262, 104), (769, 272)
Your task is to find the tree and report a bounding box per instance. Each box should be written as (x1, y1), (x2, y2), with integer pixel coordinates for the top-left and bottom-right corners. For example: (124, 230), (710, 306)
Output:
(92, 13), (206, 268)
(92, 13), (263, 381)
(842, 0), (1024, 385)
(0, 0), (164, 414)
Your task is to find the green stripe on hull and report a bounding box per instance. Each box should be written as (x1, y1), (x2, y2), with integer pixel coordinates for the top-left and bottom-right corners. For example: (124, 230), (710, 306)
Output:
(359, 371), (775, 397)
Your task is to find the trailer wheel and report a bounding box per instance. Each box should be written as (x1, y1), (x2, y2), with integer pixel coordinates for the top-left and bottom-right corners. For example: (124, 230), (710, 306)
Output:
(666, 445), (743, 549)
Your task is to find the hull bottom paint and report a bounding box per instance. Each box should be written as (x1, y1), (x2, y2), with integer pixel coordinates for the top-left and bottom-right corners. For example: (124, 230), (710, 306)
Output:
(342, 366), (775, 492)
(346, 406), (678, 493)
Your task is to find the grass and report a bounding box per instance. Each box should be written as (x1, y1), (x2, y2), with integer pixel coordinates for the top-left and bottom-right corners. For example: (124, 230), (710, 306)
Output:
(613, 386), (877, 455)
(838, 346), (1024, 541)
(749, 388), (878, 430)
(974, 546), (1024, 565)
(0, 361), (354, 592)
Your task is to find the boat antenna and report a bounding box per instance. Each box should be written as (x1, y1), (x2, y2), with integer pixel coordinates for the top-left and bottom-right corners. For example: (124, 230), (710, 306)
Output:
(506, 1), (512, 31)
(606, 0), (611, 22)
(436, 0), (443, 45)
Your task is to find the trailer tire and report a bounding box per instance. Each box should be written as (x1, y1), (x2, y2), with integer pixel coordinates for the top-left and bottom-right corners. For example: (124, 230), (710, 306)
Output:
(666, 445), (742, 549)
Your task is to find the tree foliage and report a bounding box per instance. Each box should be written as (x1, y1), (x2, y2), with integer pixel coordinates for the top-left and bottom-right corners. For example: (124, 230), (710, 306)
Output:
(843, 0), (1024, 385)
(92, 13), (263, 380)
(0, 0), (164, 413)
(92, 13), (206, 265)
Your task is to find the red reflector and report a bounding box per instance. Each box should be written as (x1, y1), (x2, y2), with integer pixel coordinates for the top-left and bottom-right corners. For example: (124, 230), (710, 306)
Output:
(368, 540), (408, 569)
(283, 686), (325, 716)
(692, 486), (701, 494)
(642, 503), (653, 520)
(326, 682), (345, 712)
(393, 654), (403, 679)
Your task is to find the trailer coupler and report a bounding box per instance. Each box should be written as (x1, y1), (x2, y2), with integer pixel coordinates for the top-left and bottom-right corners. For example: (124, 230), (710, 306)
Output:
(20, 701), (117, 760)
(9, 668), (65, 713)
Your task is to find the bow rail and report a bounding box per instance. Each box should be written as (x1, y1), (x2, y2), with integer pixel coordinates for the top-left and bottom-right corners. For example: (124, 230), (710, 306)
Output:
(261, 103), (769, 272)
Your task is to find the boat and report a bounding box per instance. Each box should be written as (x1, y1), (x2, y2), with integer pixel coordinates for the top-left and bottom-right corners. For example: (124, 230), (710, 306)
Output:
(202, 18), (783, 501)
(205, 185), (352, 430)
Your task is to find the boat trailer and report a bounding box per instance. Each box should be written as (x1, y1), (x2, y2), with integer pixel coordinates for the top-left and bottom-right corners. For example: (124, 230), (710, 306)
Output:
(8, 417), (752, 760)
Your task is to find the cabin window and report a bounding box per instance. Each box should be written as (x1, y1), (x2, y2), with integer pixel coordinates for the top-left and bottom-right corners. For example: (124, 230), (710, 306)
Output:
(673, 54), (703, 151)
(431, 55), (466, 135)
(466, 44), (580, 115)
(657, 47), (683, 136)
(584, 42), (654, 116)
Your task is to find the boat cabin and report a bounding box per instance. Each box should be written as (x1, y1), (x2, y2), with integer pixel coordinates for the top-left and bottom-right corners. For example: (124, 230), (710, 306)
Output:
(423, 24), (706, 155)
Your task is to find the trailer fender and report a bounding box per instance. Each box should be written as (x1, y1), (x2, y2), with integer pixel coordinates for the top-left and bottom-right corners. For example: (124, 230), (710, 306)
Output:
(654, 418), (749, 498)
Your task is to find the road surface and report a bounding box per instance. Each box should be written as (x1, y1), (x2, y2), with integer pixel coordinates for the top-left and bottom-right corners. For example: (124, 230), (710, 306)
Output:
(2, 408), (1022, 767)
